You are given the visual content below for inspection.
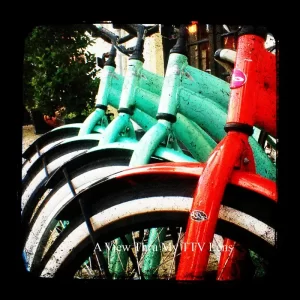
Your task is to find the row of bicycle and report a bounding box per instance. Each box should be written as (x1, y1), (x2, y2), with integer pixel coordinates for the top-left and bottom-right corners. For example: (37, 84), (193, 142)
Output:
(21, 23), (277, 280)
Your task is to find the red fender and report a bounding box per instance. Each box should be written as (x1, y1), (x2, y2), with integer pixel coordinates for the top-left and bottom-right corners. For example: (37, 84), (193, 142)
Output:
(115, 162), (277, 202)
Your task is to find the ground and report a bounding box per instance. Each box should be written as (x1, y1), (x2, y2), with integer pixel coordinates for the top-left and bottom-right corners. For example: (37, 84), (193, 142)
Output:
(22, 125), (42, 152)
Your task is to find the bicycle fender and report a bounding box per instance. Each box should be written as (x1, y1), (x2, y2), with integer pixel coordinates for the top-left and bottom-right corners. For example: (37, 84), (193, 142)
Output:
(44, 147), (135, 189)
(22, 124), (83, 160)
(57, 162), (276, 226)
(116, 162), (277, 201)
(78, 162), (277, 202)
(22, 135), (102, 188)
(44, 141), (197, 190)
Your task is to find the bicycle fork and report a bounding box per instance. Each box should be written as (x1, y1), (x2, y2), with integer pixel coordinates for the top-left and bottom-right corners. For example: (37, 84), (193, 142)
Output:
(176, 131), (255, 280)
(177, 26), (272, 280)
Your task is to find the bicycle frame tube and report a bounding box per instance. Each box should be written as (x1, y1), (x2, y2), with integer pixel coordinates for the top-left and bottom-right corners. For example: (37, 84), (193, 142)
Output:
(139, 68), (164, 95)
(105, 72), (275, 147)
(78, 65), (118, 136)
(176, 28), (274, 280)
(255, 50), (276, 138)
(129, 120), (172, 167)
(227, 34), (277, 138)
(173, 114), (216, 161)
(178, 87), (227, 141)
(99, 59), (144, 145)
(183, 64), (230, 110)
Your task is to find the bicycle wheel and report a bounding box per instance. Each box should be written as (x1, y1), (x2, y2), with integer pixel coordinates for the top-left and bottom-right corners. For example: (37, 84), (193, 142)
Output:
(31, 173), (276, 279)
(22, 150), (166, 272)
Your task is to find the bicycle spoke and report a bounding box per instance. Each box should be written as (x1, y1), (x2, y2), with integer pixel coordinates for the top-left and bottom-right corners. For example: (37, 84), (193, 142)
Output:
(131, 231), (143, 279)
(216, 241), (236, 280)
(119, 235), (144, 280)
(168, 227), (183, 279)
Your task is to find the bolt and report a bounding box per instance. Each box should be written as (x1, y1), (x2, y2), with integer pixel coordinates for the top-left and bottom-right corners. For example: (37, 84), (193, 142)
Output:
(243, 158), (249, 164)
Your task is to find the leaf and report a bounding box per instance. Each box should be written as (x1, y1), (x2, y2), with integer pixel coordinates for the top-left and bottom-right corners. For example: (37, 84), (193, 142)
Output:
(23, 24), (100, 114)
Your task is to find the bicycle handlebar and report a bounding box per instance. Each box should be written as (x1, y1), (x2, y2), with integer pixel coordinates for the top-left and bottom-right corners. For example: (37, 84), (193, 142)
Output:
(112, 24), (159, 37)
(90, 24), (137, 57)
(118, 33), (135, 44)
(92, 24), (119, 44)
(92, 24), (134, 44)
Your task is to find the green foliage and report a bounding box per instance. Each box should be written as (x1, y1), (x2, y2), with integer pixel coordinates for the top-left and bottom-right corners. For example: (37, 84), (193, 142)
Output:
(23, 25), (100, 117)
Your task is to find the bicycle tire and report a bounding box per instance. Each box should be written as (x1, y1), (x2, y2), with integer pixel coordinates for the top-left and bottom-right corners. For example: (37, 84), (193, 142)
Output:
(30, 174), (276, 279)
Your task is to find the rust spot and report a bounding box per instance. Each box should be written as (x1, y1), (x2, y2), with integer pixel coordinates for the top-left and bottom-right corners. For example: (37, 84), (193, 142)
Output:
(185, 72), (194, 81)
(264, 81), (269, 89)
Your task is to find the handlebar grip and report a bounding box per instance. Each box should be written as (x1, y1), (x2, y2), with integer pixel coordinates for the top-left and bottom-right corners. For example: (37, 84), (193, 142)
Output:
(214, 48), (236, 65)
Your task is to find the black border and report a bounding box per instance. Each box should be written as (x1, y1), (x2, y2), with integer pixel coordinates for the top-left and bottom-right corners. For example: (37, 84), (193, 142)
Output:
(16, 17), (287, 292)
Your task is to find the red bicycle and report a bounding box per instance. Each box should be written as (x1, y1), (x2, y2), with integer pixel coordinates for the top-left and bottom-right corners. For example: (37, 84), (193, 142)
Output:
(176, 25), (277, 280)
